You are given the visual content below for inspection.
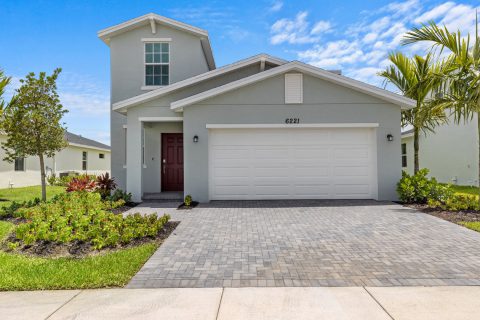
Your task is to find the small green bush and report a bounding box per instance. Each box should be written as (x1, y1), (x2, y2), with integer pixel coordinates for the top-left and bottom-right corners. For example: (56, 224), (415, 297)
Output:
(184, 195), (192, 207)
(397, 169), (451, 204)
(108, 189), (132, 203)
(0, 198), (41, 219)
(12, 192), (169, 250)
(428, 194), (479, 211)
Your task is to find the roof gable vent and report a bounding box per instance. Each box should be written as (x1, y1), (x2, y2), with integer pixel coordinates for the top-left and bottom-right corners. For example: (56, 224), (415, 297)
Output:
(285, 73), (303, 104)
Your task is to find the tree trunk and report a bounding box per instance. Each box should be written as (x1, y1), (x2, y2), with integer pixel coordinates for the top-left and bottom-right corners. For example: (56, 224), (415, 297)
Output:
(414, 127), (420, 174)
(39, 154), (47, 201)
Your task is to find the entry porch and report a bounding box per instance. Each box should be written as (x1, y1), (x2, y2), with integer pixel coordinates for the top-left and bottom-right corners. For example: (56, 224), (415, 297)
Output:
(126, 117), (184, 202)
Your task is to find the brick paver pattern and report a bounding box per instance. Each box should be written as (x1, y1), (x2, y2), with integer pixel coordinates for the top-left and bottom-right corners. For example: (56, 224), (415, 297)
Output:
(127, 200), (480, 288)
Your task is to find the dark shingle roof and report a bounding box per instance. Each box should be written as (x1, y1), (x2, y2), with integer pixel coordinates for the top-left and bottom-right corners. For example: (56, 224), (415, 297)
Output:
(65, 132), (110, 150)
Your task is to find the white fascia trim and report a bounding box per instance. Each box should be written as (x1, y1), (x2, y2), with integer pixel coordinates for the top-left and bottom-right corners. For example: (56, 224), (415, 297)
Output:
(206, 123), (380, 129)
(139, 117), (183, 122)
(141, 85), (166, 91)
(112, 54), (288, 112)
(68, 142), (111, 152)
(141, 37), (172, 42)
(98, 13), (208, 44)
(401, 133), (414, 138)
(171, 61), (416, 111)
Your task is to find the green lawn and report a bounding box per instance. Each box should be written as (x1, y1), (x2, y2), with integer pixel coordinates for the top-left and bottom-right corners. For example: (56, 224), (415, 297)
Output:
(0, 185), (65, 208)
(0, 220), (158, 290)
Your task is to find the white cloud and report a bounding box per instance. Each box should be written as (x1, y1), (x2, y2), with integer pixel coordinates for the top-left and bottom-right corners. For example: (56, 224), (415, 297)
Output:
(270, 11), (332, 45)
(311, 21), (332, 35)
(414, 2), (455, 24)
(269, 1), (283, 12)
(281, 0), (480, 87)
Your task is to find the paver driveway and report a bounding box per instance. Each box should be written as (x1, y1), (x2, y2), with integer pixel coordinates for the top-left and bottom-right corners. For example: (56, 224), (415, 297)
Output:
(127, 200), (480, 288)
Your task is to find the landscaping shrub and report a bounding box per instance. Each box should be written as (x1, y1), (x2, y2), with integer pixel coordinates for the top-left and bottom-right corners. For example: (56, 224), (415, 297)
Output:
(0, 198), (41, 219)
(184, 195), (192, 207)
(397, 169), (450, 203)
(12, 192), (169, 250)
(428, 194), (480, 211)
(108, 189), (133, 204)
(66, 175), (97, 192)
(96, 173), (117, 199)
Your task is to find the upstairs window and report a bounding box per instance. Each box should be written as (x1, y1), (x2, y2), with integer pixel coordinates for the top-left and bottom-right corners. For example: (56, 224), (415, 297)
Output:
(99, 153), (105, 159)
(14, 157), (25, 171)
(401, 143), (407, 168)
(145, 42), (169, 86)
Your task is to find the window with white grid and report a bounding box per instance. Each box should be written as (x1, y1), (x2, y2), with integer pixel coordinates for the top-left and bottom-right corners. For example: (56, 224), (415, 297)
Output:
(145, 42), (169, 86)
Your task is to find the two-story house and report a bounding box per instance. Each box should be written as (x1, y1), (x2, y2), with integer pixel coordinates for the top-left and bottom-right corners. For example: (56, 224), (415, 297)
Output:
(98, 13), (415, 203)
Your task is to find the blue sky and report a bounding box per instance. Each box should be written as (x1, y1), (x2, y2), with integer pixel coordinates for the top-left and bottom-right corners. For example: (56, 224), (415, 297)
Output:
(1, 0), (478, 145)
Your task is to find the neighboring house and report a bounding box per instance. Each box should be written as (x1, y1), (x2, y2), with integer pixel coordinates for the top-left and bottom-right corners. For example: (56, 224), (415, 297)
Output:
(0, 131), (111, 188)
(98, 13), (414, 203)
(401, 116), (479, 186)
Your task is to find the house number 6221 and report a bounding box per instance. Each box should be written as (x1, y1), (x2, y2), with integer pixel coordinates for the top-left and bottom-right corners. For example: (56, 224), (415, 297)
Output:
(285, 118), (300, 124)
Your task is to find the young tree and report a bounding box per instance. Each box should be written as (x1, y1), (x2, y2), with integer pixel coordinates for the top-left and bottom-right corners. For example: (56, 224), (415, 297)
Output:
(379, 52), (447, 173)
(403, 17), (480, 201)
(1, 69), (68, 201)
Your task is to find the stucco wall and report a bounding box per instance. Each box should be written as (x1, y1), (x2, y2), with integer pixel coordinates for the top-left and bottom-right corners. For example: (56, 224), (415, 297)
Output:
(183, 73), (402, 202)
(0, 135), (111, 188)
(401, 116), (478, 186)
(109, 23), (213, 192)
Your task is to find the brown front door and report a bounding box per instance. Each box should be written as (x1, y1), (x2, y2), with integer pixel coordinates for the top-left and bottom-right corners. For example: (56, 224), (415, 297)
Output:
(161, 133), (184, 191)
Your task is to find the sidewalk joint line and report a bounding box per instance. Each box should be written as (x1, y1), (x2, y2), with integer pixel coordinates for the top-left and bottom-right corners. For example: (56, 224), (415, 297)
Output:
(215, 287), (225, 320)
(363, 287), (395, 320)
(45, 290), (83, 320)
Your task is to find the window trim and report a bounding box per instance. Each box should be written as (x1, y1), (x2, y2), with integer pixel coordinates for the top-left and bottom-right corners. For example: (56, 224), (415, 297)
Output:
(143, 41), (170, 88)
(401, 143), (407, 168)
(14, 157), (25, 172)
(82, 151), (88, 171)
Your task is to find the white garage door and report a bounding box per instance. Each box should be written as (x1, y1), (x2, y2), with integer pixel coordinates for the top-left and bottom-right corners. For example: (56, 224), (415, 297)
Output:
(208, 127), (377, 200)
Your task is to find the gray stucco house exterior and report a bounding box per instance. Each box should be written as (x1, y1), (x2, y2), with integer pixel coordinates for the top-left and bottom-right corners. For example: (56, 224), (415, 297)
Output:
(98, 13), (415, 203)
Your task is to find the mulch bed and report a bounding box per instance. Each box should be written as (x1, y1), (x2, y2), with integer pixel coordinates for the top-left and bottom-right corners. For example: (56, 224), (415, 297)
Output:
(177, 201), (199, 210)
(406, 203), (480, 224)
(3, 221), (179, 259)
(111, 202), (139, 215)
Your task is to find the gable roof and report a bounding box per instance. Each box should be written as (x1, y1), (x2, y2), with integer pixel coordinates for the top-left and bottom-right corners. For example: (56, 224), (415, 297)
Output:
(170, 61), (416, 111)
(65, 132), (111, 151)
(112, 54), (287, 113)
(98, 13), (215, 70)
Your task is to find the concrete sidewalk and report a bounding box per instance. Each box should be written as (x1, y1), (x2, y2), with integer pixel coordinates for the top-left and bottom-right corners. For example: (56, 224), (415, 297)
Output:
(1, 286), (479, 320)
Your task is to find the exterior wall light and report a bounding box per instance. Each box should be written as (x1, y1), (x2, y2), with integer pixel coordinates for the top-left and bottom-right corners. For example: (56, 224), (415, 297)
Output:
(386, 134), (394, 142)
(193, 135), (199, 143)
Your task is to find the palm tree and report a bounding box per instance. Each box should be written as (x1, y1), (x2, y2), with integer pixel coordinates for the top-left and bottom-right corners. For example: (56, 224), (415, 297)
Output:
(403, 17), (480, 199)
(379, 52), (447, 173)
(0, 70), (11, 113)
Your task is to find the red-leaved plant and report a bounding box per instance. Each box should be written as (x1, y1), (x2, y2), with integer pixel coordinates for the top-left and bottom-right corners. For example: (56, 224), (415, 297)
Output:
(96, 173), (117, 199)
(66, 175), (97, 193)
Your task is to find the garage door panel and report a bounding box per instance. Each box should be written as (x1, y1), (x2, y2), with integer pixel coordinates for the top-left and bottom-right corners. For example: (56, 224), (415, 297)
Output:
(209, 128), (377, 200)
(293, 166), (330, 177)
(214, 167), (250, 177)
(254, 167), (290, 177)
(333, 166), (370, 176)
(333, 184), (371, 196)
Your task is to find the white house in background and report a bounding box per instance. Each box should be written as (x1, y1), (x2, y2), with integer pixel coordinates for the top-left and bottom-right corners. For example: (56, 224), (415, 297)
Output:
(401, 116), (479, 186)
(0, 131), (111, 188)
